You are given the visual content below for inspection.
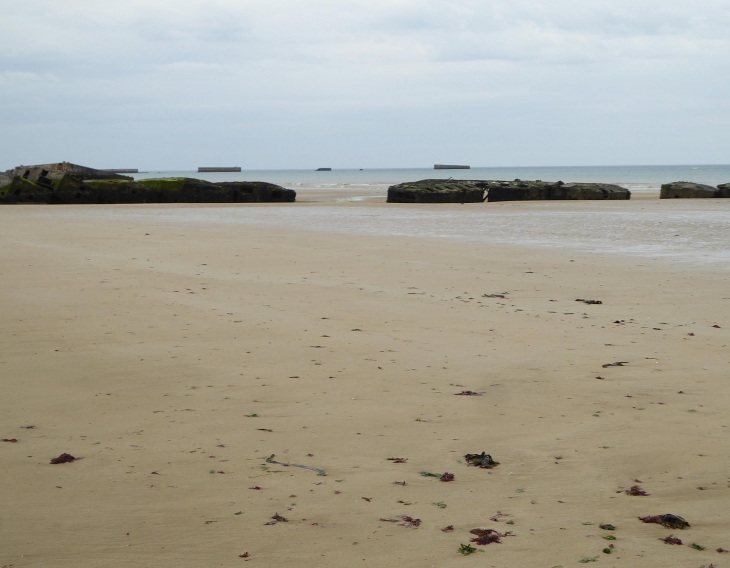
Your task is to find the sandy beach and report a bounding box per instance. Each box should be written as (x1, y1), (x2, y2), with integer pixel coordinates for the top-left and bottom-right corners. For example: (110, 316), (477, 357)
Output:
(1, 196), (729, 567)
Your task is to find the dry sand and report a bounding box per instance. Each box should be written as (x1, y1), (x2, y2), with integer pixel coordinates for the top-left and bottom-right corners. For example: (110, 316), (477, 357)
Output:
(1, 198), (729, 567)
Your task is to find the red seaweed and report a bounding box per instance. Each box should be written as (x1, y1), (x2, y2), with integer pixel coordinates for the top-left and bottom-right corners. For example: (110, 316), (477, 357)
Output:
(441, 525), (455, 532)
(387, 457), (408, 463)
(239, 552), (250, 558)
(440, 472), (455, 482)
(626, 485), (649, 496)
(2, 438), (18, 443)
(660, 535), (683, 545)
(393, 481), (406, 486)
(454, 391), (483, 396)
(398, 516), (421, 528)
(470, 528), (503, 545)
(718, 548), (729, 553)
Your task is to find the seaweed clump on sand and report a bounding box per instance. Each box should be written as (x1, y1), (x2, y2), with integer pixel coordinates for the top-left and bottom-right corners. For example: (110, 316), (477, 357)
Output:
(639, 514), (690, 529)
(50, 453), (78, 464)
(470, 528), (504, 545)
(625, 485), (649, 496)
(464, 452), (499, 469)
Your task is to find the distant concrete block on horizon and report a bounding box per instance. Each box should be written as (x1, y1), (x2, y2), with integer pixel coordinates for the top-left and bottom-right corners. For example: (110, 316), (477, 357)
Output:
(198, 167), (242, 172)
(434, 164), (470, 170)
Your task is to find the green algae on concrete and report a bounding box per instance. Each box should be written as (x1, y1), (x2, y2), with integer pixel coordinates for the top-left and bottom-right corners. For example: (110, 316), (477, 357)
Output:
(387, 179), (488, 203)
(1, 175), (296, 204)
(0, 176), (53, 203)
(660, 181), (730, 199)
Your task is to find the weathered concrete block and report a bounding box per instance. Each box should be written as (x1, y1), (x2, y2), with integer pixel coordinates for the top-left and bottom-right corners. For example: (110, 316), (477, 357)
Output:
(486, 180), (630, 202)
(0, 176), (54, 203)
(0, 175), (296, 204)
(660, 181), (730, 198)
(387, 179), (487, 203)
(6, 162), (131, 183)
(216, 182), (296, 202)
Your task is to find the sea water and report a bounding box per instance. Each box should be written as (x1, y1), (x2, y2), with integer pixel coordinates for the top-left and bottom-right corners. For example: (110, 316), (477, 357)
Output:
(132, 164), (730, 195)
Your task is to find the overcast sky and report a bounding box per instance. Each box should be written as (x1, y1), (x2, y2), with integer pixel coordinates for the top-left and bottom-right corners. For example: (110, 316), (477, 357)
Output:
(1, 0), (729, 170)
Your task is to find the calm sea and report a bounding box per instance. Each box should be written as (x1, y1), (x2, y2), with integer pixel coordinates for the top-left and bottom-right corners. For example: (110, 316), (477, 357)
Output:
(132, 165), (730, 194)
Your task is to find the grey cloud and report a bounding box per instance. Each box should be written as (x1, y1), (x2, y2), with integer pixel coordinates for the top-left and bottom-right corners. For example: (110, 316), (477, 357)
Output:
(1, 0), (728, 168)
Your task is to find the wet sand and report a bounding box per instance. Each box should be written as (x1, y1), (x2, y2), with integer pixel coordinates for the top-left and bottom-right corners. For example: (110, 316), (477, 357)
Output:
(1, 198), (729, 567)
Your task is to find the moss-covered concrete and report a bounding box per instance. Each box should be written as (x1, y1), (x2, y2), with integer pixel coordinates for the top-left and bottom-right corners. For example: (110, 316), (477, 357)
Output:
(387, 180), (488, 203)
(660, 181), (729, 199)
(386, 179), (630, 203)
(0, 176), (54, 203)
(0, 176), (296, 204)
(485, 180), (630, 202)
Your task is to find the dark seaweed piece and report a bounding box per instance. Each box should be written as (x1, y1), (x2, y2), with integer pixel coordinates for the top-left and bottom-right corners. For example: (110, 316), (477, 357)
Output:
(249, 486), (262, 490)
(420, 471), (441, 478)
(464, 452), (499, 469)
(660, 535), (683, 545)
(454, 391), (483, 396)
(21, 425), (36, 429)
(490, 511), (510, 522)
(271, 513), (288, 523)
(398, 515), (421, 528)
(718, 548), (729, 553)
(441, 525), (455, 532)
(625, 485), (649, 496)
(387, 457), (407, 463)
(266, 454), (325, 476)
(379, 518), (398, 523)
(50, 453), (77, 464)
(576, 299), (603, 305)
(2, 438), (18, 443)
(482, 294), (505, 299)
(257, 428), (273, 432)
(602, 361), (629, 368)
(639, 514), (690, 529)
(362, 497), (372, 502)
(440, 472), (455, 482)
(239, 552), (250, 558)
(661, 514), (690, 529)
(469, 528), (503, 545)
(393, 481), (406, 486)
(690, 543), (706, 550)
(599, 523), (616, 530)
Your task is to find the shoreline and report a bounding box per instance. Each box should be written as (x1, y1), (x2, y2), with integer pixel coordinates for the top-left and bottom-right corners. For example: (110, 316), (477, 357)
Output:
(13, 195), (730, 271)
